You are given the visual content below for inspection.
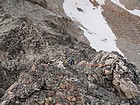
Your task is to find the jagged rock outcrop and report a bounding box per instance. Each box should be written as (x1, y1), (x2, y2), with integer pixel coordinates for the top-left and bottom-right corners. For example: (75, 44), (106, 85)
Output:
(0, 0), (140, 105)
(1, 51), (140, 105)
(84, 51), (140, 99)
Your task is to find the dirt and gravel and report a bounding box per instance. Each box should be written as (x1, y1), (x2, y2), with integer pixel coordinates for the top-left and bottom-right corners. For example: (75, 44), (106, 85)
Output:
(120, 0), (140, 10)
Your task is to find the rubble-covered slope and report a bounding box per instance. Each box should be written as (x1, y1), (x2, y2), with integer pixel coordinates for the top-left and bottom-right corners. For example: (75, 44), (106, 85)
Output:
(0, 0), (140, 105)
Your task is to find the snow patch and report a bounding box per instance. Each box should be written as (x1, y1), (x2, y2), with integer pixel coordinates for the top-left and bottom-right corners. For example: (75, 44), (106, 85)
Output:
(96, 0), (105, 5)
(63, 0), (123, 55)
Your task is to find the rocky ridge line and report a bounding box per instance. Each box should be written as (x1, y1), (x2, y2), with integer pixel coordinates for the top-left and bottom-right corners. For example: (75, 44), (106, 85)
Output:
(0, 0), (140, 105)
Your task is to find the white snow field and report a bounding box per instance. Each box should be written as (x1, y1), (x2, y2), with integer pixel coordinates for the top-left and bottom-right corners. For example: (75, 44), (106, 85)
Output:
(63, 0), (123, 55)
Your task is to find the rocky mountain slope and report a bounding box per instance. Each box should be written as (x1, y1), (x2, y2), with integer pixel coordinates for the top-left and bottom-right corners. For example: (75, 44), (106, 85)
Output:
(120, 0), (140, 10)
(0, 0), (140, 105)
(102, 0), (140, 72)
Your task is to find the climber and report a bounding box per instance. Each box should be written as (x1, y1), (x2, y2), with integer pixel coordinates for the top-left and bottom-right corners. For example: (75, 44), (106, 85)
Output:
(69, 59), (74, 65)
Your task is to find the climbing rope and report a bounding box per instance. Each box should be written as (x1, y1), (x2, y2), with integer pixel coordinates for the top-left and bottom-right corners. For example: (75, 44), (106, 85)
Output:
(86, 63), (110, 67)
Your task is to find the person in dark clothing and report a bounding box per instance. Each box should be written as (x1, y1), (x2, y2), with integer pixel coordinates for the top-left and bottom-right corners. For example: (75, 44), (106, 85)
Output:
(69, 59), (74, 65)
